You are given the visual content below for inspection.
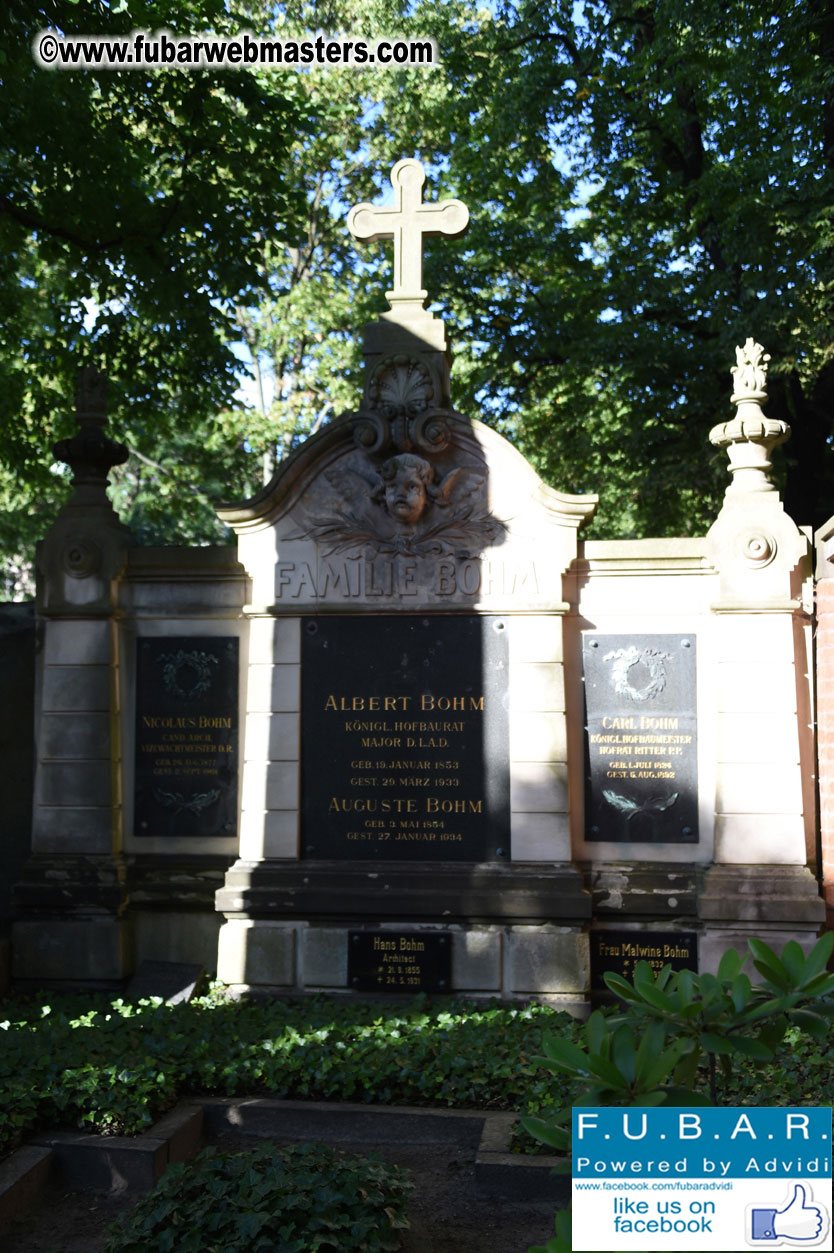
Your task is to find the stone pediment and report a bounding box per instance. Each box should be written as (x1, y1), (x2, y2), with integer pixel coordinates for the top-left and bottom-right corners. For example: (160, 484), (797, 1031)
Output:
(220, 161), (596, 612)
(219, 391), (596, 613)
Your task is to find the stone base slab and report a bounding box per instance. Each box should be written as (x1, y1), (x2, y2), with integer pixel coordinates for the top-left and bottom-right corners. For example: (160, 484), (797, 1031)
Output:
(217, 917), (588, 1002)
(216, 858), (591, 922)
(133, 910), (222, 972)
(12, 854), (129, 915)
(216, 917), (589, 1003)
(127, 855), (231, 911)
(29, 1103), (203, 1195)
(699, 864), (825, 924)
(198, 1098), (568, 1203)
(11, 917), (133, 986)
(699, 927), (824, 976)
(1, 1099), (565, 1224)
(0, 1146), (53, 1228)
(581, 862), (699, 918)
(699, 863), (825, 975)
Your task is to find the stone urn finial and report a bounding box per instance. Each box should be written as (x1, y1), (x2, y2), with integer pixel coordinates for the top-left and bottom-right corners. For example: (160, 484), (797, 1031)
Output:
(52, 367), (129, 491)
(709, 337), (790, 496)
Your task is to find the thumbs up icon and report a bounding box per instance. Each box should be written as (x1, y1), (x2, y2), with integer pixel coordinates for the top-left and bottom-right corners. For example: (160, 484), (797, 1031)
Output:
(750, 1184), (828, 1244)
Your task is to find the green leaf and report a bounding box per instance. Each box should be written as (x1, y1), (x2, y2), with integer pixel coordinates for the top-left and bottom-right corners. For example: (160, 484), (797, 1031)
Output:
(787, 1010), (832, 1039)
(748, 939), (790, 989)
(603, 972), (641, 1002)
(611, 1027), (636, 1083)
(642, 1040), (692, 1090)
(795, 972), (834, 998)
(673, 1049), (701, 1088)
(587, 1052), (631, 1090)
(781, 941), (807, 987)
(634, 1021), (665, 1081)
(632, 968), (676, 1013)
(540, 1035), (593, 1076)
(717, 949), (743, 983)
(798, 932), (834, 983)
(725, 1035), (773, 1061)
(585, 1011), (607, 1056)
(738, 995), (801, 1023)
(658, 1087), (715, 1107)
(699, 1032), (735, 1056)
(731, 974), (753, 1012)
(520, 1115), (571, 1152)
(676, 969), (695, 1009)
(697, 973), (724, 1005)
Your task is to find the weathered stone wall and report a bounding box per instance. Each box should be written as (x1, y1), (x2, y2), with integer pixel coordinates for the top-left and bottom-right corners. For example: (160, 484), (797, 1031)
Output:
(0, 602), (35, 986)
(814, 524), (834, 936)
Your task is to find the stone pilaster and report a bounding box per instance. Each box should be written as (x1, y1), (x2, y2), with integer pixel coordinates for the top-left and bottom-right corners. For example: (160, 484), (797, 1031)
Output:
(814, 519), (834, 937)
(701, 340), (823, 967)
(12, 369), (134, 987)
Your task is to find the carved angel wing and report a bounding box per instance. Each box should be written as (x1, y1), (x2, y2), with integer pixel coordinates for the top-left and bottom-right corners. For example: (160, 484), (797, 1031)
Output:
(434, 466), (485, 507)
(324, 464), (381, 502)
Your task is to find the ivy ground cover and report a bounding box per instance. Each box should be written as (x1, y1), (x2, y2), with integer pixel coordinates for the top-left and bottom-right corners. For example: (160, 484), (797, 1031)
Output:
(1, 988), (832, 1160)
(0, 992), (573, 1156)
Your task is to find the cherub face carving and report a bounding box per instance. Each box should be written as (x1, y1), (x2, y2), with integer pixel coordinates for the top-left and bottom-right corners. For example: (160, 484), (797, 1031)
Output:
(380, 454), (433, 526)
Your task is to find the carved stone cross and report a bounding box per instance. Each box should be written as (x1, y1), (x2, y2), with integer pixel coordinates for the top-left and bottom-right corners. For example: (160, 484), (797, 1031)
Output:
(347, 159), (469, 307)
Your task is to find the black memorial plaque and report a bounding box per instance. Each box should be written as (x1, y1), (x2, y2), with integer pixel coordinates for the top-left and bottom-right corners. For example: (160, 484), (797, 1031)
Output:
(348, 931), (452, 993)
(584, 634), (698, 843)
(591, 929), (698, 990)
(301, 615), (509, 860)
(134, 636), (238, 838)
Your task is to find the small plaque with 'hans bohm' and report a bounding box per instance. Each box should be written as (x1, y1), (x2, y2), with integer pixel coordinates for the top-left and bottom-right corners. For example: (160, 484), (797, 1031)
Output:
(348, 931), (452, 993)
(583, 633), (698, 843)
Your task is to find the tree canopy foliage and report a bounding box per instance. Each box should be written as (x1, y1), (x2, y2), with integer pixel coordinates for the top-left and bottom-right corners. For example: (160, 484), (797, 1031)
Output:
(1, 0), (313, 584)
(1, 0), (831, 593)
(391, 0), (834, 535)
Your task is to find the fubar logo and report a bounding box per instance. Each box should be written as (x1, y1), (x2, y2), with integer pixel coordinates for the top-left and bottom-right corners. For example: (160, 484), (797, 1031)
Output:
(571, 1107), (832, 1252)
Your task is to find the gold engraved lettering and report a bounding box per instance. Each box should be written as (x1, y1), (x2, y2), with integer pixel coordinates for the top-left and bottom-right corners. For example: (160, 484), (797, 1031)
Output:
(420, 694), (484, 712)
(426, 798), (483, 814)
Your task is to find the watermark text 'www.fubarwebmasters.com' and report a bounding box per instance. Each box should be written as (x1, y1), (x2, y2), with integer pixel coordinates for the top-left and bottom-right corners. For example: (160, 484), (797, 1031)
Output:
(33, 29), (437, 71)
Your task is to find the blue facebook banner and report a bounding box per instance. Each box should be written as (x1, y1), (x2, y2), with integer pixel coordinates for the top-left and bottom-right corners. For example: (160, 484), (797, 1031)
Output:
(572, 1107), (831, 1179)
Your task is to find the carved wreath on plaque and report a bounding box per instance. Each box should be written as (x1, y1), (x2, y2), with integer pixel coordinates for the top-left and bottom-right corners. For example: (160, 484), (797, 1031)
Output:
(158, 649), (218, 699)
(604, 646), (671, 703)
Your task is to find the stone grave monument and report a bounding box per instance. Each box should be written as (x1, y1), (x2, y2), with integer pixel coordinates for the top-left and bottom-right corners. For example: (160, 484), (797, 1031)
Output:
(11, 160), (825, 1000)
(213, 158), (597, 1004)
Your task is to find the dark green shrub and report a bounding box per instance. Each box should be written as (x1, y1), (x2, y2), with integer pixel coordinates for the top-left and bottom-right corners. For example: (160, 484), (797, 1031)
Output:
(522, 933), (834, 1253)
(103, 1141), (412, 1253)
(523, 932), (834, 1159)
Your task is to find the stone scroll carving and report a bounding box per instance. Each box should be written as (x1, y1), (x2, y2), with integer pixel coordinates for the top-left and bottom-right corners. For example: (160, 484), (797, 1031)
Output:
(353, 356), (451, 457)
